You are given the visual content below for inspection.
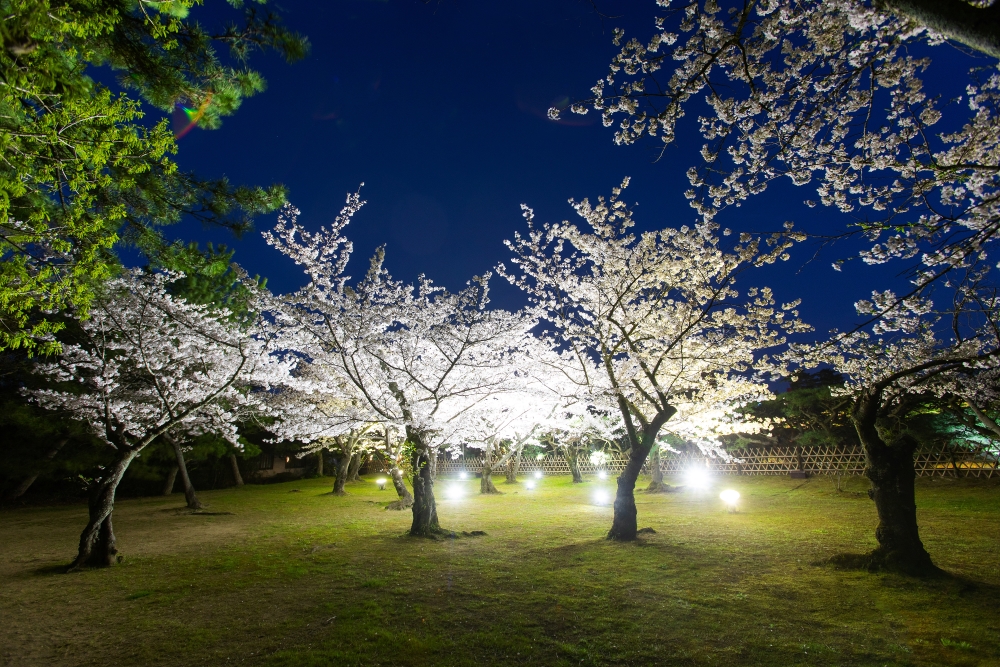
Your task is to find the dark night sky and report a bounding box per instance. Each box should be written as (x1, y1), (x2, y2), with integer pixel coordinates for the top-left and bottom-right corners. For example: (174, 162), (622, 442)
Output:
(158, 0), (975, 336)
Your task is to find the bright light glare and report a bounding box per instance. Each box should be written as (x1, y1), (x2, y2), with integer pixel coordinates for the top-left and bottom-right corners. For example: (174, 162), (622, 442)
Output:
(593, 490), (610, 505)
(525, 481), (535, 490)
(684, 467), (711, 489)
(458, 471), (468, 480)
(720, 489), (740, 505)
(375, 478), (387, 489)
(597, 470), (608, 480)
(534, 470), (543, 479)
(446, 484), (463, 500)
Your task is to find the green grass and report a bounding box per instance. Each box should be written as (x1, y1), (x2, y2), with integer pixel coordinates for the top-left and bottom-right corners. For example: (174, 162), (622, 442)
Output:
(2, 474), (999, 666)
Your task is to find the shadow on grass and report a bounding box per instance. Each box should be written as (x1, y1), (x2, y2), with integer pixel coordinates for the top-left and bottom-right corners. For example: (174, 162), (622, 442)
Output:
(816, 552), (1000, 596)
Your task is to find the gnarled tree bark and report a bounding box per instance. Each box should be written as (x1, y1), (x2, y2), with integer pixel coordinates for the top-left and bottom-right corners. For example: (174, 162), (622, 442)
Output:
(850, 389), (937, 575)
(68, 449), (139, 571)
(408, 428), (441, 536)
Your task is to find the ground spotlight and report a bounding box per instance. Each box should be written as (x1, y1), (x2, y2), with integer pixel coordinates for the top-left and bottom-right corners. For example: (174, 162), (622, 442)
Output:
(446, 484), (463, 500)
(376, 478), (387, 490)
(593, 489), (610, 505)
(534, 470), (543, 479)
(597, 470), (607, 480)
(459, 471), (468, 480)
(525, 481), (535, 490)
(720, 489), (740, 513)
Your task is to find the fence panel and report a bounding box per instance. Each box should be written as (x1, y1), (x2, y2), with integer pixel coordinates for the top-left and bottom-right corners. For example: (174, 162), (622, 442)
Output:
(430, 445), (998, 479)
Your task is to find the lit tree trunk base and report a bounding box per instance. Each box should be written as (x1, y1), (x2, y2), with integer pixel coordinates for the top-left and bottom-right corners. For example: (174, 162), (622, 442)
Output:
(845, 394), (939, 577)
(347, 452), (364, 482)
(480, 468), (502, 494)
(504, 453), (521, 484)
(645, 447), (675, 492)
(410, 447), (442, 536)
(331, 439), (354, 496)
(568, 449), (584, 483)
(386, 466), (414, 510)
(607, 445), (649, 541)
(68, 450), (137, 572)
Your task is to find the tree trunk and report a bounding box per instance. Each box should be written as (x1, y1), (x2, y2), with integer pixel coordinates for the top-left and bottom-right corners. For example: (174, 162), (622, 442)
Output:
(479, 438), (502, 494)
(315, 447), (325, 477)
(565, 446), (584, 483)
(333, 438), (353, 495)
(505, 445), (522, 483)
(162, 466), (179, 495)
(347, 451), (365, 481)
(879, 0), (1000, 59)
(607, 409), (674, 541)
(168, 436), (203, 510)
(68, 449), (139, 571)
(428, 450), (438, 481)
(608, 441), (650, 541)
(851, 390), (937, 575)
(229, 453), (244, 487)
(5, 437), (69, 501)
(386, 465), (414, 510)
(409, 429), (441, 536)
(646, 445), (669, 492)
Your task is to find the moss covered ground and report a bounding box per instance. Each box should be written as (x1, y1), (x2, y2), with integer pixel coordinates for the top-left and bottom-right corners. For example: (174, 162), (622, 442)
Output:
(2, 473), (998, 666)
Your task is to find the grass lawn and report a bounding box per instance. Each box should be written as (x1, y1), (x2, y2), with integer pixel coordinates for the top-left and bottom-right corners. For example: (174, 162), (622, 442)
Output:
(2, 473), (999, 666)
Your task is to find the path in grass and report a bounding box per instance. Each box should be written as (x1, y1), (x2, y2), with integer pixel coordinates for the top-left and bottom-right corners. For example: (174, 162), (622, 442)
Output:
(2, 474), (998, 666)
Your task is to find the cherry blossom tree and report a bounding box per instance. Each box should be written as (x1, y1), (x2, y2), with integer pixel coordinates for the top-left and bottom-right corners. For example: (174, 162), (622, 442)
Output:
(29, 270), (290, 570)
(501, 180), (809, 540)
(265, 196), (536, 536)
(559, 0), (1000, 311)
(790, 278), (1000, 574)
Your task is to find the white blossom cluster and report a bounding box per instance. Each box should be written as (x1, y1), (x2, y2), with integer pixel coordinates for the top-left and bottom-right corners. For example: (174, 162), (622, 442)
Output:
(264, 195), (539, 458)
(501, 179), (811, 453)
(29, 270), (293, 453)
(565, 0), (1000, 292)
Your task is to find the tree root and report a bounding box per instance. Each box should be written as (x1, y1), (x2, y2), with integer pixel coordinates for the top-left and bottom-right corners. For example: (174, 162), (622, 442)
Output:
(409, 527), (487, 540)
(645, 481), (681, 493)
(385, 499), (414, 511)
(822, 550), (942, 577)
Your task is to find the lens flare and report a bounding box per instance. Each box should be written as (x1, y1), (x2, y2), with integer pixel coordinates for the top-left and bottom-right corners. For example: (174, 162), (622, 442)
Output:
(172, 94), (212, 140)
(684, 467), (711, 489)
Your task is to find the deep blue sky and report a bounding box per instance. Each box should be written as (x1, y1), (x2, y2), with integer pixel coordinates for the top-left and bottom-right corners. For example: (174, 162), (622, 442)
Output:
(161, 0), (973, 336)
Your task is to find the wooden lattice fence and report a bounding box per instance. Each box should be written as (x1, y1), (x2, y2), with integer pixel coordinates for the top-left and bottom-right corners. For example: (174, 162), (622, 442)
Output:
(432, 445), (999, 478)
